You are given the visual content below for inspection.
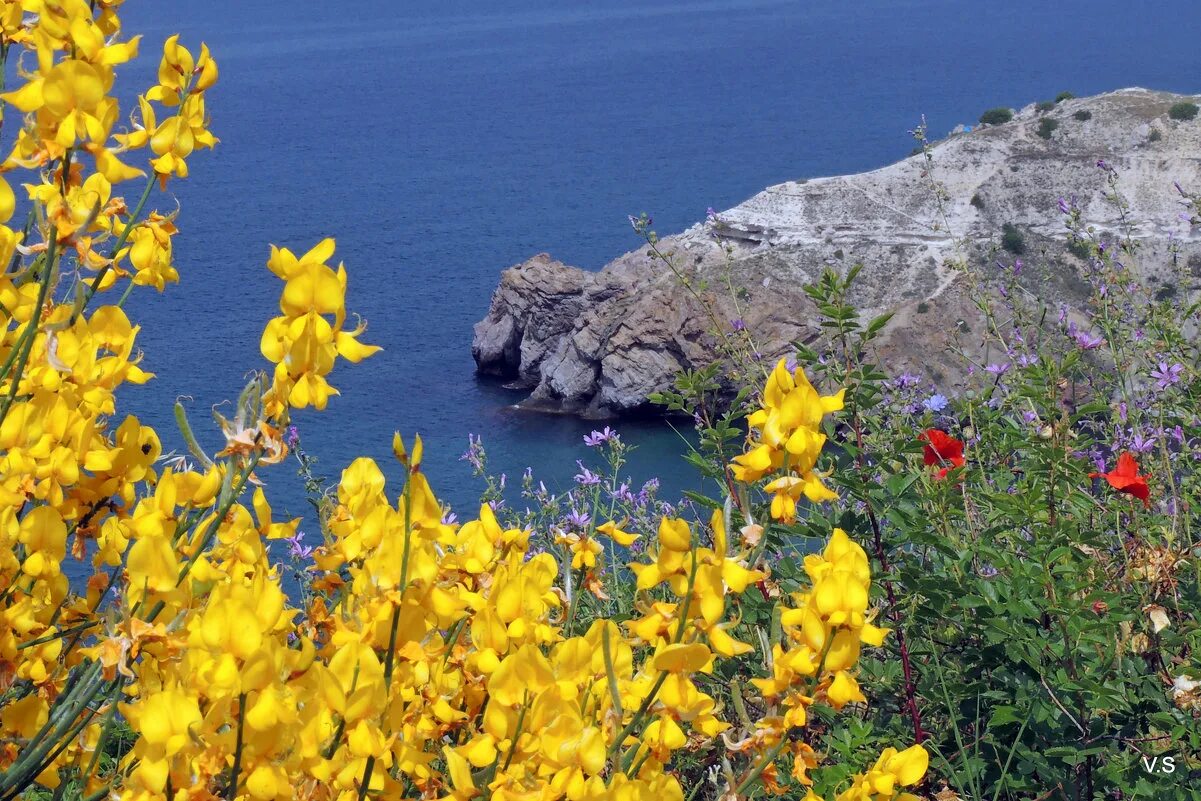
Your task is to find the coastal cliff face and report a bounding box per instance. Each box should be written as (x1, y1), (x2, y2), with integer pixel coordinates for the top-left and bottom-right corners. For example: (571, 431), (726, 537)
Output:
(473, 89), (1201, 417)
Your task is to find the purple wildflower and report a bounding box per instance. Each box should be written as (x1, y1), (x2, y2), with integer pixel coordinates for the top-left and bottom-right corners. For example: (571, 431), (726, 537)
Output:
(1150, 361), (1183, 390)
(985, 362), (1011, 377)
(284, 425), (300, 448)
(923, 393), (949, 412)
(583, 427), (619, 447)
(1129, 431), (1156, 454)
(286, 530), (313, 560)
(574, 461), (602, 486)
(460, 433), (484, 471)
(731, 318), (746, 332)
(565, 508), (592, 530)
(610, 482), (635, 504)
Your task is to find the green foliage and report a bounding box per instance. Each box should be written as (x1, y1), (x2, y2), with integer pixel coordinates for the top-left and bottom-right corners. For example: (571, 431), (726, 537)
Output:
(641, 157), (1201, 798)
(971, 193), (985, 210)
(979, 107), (1014, 125)
(1055, 91), (1075, 103)
(1036, 100), (1056, 113)
(1149, 127), (1164, 143)
(1073, 109), (1092, 122)
(1168, 101), (1199, 121)
(1001, 223), (1026, 255)
(1037, 117), (1060, 140)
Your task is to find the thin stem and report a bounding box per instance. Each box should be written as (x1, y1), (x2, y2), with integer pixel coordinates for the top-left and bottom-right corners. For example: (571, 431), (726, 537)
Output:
(226, 694), (247, 800)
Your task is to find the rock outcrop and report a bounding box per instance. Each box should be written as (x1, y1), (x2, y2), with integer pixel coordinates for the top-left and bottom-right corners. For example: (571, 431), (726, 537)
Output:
(473, 89), (1201, 417)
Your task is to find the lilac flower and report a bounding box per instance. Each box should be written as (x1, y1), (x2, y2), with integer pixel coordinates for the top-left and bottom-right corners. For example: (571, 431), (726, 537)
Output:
(1150, 361), (1183, 390)
(1023, 411), (1038, 425)
(706, 207), (719, 222)
(284, 425), (300, 448)
(985, 362), (1011, 377)
(730, 318), (746, 332)
(923, 393), (949, 412)
(1171, 425), (1186, 444)
(573, 461), (602, 486)
(637, 478), (660, 505)
(979, 564), (1000, 579)
(583, 427), (619, 447)
(565, 508), (592, 530)
(1119, 402), (1128, 423)
(1129, 431), (1156, 454)
(1016, 353), (1039, 368)
(892, 372), (921, 389)
(487, 498), (505, 511)
(1067, 322), (1104, 350)
(460, 433), (484, 471)
(441, 510), (459, 526)
(286, 530), (313, 560)
(1096, 159), (1110, 171)
(610, 482), (635, 504)
(785, 355), (798, 373)
(1057, 197), (1071, 215)
(1013, 258), (1023, 276)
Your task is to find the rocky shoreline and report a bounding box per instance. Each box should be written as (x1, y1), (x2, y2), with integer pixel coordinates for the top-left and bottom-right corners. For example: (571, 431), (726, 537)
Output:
(473, 89), (1201, 418)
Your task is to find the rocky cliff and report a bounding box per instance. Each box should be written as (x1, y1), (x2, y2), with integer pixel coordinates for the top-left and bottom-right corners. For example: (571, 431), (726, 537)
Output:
(473, 89), (1201, 417)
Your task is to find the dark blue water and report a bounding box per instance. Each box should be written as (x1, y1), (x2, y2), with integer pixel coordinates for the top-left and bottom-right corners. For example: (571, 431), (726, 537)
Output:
(112, 0), (1198, 520)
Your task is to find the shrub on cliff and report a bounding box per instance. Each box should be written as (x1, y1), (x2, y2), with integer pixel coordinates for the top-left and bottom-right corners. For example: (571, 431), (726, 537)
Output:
(979, 107), (1015, 125)
(1037, 117), (1060, 139)
(1169, 101), (1199, 121)
(1001, 222), (1026, 254)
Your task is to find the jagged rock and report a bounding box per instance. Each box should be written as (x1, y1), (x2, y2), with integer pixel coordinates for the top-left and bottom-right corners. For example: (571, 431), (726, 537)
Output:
(473, 89), (1201, 416)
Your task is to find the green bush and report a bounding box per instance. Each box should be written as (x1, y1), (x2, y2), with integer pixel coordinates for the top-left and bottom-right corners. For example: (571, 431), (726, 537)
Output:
(1036, 100), (1055, 112)
(979, 107), (1014, 125)
(1073, 109), (1092, 121)
(1169, 101), (1199, 121)
(1037, 117), (1059, 139)
(1001, 222), (1025, 254)
(1150, 127), (1164, 142)
(1055, 90), (1075, 102)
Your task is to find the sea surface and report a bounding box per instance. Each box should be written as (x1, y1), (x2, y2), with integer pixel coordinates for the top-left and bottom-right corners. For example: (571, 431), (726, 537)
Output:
(110, 0), (1198, 523)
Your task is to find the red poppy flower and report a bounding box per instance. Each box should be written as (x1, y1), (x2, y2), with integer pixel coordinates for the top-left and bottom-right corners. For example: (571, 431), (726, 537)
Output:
(921, 429), (966, 479)
(1089, 451), (1150, 507)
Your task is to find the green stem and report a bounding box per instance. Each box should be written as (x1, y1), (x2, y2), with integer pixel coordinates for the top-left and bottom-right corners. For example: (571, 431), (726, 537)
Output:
(0, 232), (58, 424)
(226, 694), (247, 800)
(601, 625), (624, 720)
(76, 173), (155, 320)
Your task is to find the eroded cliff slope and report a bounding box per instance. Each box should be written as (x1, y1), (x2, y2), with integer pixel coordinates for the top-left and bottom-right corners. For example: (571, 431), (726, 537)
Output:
(473, 89), (1201, 416)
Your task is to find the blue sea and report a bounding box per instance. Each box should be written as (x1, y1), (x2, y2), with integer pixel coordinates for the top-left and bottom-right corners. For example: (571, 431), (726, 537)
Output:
(113, 0), (1198, 522)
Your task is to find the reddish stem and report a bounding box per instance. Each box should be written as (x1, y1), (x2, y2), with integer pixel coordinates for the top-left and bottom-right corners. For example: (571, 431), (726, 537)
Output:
(855, 419), (926, 745)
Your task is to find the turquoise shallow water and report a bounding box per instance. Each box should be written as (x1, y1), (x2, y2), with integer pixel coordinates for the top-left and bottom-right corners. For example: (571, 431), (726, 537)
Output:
(106, 0), (1198, 522)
